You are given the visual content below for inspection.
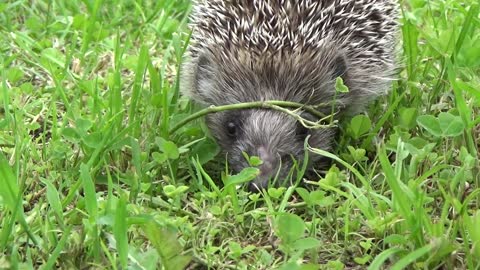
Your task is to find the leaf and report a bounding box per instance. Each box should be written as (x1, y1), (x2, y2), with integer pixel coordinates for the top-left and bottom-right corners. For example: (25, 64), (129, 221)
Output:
(163, 141), (180, 159)
(248, 156), (263, 166)
(83, 132), (103, 148)
(335, 77), (349, 93)
(324, 260), (345, 270)
(19, 82), (33, 93)
(40, 48), (65, 73)
(210, 205), (222, 216)
(228, 242), (242, 253)
(347, 146), (367, 162)
(456, 79), (480, 103)
(242, 245), (256, 253)
(40, 178), (63, 222)
(76, 118), (93, 134)
(390, 244), (434, 270)
(316, 196), (335, 207)
(349, 115), (371, 139)
(142, 221), (192, 270)
(438, 112), (465, 137)
(278, 261), (301, 270)
(359, 240), (372, 251)
(152, 152), (168, 164)
(383, 234), (408, 245)
(295, 188), (311, 205)
(309, 190), (325, 201)
(368, 247), (403, 270)
(248, 193), (261, 202)
(155, 137), (179, 160)
(275, 213), (305, 243)
(7, 67), (24, 84)
(223, 167), (259, 188)
(190, 137), (220, 164)
(72, 14), (87, 29)
(354, 254), (372, 265)
(163, 185), (189, 198)
(228, 241), (247, 259)
(129, 248), (160, 270)
(398, 107), (418, 129)
(322, 165), (342, 188)
(292, 237), (321, 251)
(417, 115), (442, 137)
(62, 127), (80, 142)
(267, 187), (286, 199)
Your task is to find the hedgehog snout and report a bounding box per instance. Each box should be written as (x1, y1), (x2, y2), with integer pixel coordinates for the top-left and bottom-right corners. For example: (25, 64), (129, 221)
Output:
(257, 146), (277, 177)
(247, 146), (280, 192)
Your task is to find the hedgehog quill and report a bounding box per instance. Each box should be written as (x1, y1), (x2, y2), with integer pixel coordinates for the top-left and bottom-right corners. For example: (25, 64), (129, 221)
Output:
(181, 0), (398, 191)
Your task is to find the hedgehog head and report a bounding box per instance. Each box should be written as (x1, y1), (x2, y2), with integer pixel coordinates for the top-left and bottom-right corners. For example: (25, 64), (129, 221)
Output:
(205, 108), (336, 191)
(183, 48), (348, 191)
(182, 0), (398, 191)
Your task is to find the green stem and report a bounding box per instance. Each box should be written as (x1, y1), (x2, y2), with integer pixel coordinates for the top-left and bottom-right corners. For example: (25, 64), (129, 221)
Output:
(169, 100), (334, 134)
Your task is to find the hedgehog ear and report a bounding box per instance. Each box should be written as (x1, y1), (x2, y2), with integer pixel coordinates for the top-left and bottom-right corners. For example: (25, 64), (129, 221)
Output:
(331, 55), (348, 79)
(193, 53), (217, 102)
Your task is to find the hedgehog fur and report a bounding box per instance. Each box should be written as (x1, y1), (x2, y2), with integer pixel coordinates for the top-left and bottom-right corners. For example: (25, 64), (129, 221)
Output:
(181, 0), (399, 191)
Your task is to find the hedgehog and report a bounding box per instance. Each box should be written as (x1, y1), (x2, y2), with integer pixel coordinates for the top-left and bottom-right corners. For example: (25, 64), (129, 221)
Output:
(181, 0), (398, 191)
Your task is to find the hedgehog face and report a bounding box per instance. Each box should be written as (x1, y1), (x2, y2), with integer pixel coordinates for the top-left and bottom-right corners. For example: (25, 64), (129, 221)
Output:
(183, 50), (347, 191)
(206, 109), (335, 191)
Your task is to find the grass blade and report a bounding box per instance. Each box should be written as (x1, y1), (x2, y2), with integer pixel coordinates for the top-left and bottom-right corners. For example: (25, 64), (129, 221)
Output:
(368, 247), (403, 270)
(0, 153), (19, 212)
(80, 163), (100, 261)
(114, 195), (128, 269)
(308, 147), (375, 220)
(42, 226), (72, 270)
(0, 153), (38, 248)
(378, 147), (413, 225)
(390, 244), (434, 270)
(128, 45), (149, 138)
(40, 178), (64, 227)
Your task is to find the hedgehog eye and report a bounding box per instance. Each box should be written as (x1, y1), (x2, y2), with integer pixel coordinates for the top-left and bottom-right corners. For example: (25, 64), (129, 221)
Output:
(296, 123), (309, 139)
(226, 122), (237, 137)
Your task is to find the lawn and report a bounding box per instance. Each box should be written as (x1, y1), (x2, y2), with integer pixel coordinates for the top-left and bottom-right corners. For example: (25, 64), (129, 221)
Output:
(0, 0), (479, 269)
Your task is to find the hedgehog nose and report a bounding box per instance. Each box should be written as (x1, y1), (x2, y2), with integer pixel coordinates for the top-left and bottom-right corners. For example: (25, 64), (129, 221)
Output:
(257, 146), (276, 177)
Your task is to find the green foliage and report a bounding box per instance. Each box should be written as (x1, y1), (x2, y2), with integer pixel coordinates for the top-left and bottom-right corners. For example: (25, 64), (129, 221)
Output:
(348, 115), (372, 139)
(417, 112), (465, 137)
(335, 76), (349, 93)
(0, 0), (479, 269)
(143, 221), (192, 270)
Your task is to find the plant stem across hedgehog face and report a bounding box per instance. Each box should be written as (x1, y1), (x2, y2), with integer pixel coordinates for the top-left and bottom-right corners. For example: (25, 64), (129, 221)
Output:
(206, 108), (336, 190)
(181, 0), (398, 190)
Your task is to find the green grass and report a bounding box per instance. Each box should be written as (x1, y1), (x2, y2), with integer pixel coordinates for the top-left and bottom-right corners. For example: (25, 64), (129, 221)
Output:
(0, 0), (479, 269)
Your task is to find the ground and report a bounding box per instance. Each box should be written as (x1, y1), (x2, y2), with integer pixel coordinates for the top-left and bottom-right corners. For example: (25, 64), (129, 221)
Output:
(0, 0), (479, 269)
